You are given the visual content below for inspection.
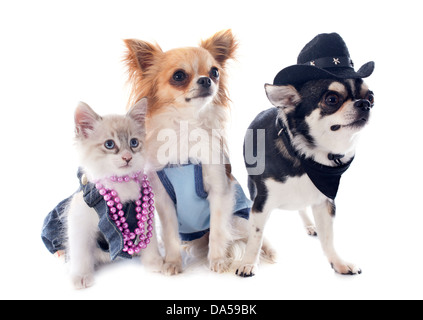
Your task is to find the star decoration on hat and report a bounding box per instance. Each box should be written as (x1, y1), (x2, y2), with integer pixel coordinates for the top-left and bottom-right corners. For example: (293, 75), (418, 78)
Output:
(333, 58), (340, 65)
(310, 61), (316, 66)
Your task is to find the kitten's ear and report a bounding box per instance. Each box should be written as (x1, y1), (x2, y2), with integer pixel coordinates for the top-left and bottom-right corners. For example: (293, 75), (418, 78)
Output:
(74, 102), (102, 138)
(127, 98), (147, 127)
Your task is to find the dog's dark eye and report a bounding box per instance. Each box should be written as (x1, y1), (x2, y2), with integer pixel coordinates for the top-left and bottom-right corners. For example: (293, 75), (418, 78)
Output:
(173, 70), (187, 82)
(210, 67), (219, 79)
(104, 140), (115, 150)
(367, 92), (375, 105)
(324, 92), (343, 108)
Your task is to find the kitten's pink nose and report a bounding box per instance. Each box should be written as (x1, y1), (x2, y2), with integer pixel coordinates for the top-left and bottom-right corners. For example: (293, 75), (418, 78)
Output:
(122, 152), (132, 164)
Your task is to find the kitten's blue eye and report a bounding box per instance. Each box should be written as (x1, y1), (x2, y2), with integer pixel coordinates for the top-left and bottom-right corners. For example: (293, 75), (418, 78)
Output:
(104, 140), (115, 149)
(130, 138), (139, 148)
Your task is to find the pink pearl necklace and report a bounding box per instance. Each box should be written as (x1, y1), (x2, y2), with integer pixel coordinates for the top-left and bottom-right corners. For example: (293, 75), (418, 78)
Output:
(95, 172), (154, 256)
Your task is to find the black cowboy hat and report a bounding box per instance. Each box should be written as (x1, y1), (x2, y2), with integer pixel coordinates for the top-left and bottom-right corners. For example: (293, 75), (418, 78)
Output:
(273, 33), (375, 86)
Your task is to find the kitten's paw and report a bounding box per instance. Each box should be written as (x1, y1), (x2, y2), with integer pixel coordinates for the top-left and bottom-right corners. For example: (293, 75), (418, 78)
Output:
(209, 258), (230, 273)
(71, 273), (95, 289)
(162, 261), (182, 276)
(235, 263), (257, 278)
(331, 261), (362, 275)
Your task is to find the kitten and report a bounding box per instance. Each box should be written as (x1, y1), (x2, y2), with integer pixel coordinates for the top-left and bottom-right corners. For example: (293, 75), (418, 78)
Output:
(46, 99), (163, 289)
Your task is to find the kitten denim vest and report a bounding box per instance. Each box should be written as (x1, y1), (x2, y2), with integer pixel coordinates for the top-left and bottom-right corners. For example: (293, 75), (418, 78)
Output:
(42, 166), (252, 260)
(156, 164), (252, 241)
(41, 169), (137, 260)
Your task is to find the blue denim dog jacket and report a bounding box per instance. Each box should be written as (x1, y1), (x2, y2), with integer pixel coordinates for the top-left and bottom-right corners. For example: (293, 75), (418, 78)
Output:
(156, 164), (252, 241)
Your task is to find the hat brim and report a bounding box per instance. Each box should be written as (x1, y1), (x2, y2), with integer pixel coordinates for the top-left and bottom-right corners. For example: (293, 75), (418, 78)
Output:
(273, 61), (375, 86)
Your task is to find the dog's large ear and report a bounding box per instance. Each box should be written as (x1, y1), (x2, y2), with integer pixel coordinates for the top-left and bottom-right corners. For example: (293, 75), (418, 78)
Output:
(265, 84), (301, 110)
(124, 39), (163, 73)
(200, 29), (238, 67)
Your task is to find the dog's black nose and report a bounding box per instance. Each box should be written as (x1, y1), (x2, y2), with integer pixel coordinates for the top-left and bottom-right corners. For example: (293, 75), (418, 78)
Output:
(197, 77), (212, 88)
(354, 99), (372, 111)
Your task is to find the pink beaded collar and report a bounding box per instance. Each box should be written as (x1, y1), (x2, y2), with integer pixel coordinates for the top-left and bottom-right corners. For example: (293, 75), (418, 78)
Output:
(94, 172), (154, 256)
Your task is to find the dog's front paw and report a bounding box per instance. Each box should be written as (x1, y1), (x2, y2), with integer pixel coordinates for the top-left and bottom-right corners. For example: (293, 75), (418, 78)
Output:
(235, 263), (257, 278)
(331, 261), (362, 275)
(305, 225), (318, 236)
(71, 273), (95, 290)
(261, 241), (278, 264)
(143, 255), (164, 273)
(210, 258), (230, 273)
(162, 261), (182, 276)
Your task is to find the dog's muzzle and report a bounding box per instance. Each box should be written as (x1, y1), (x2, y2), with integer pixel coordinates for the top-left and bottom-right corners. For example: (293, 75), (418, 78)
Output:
(354, 99), (372, 112)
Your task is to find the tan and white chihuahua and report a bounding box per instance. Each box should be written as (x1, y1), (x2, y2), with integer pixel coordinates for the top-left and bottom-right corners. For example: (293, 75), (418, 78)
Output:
(124, 30), (272, 275)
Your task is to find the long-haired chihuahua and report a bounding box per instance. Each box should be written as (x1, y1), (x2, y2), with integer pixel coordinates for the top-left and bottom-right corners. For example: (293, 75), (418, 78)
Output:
(124, 30), (266, 275)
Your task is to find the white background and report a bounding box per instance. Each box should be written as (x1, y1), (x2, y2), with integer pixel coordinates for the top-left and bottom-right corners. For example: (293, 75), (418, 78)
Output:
(1, 0), (422, 300)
